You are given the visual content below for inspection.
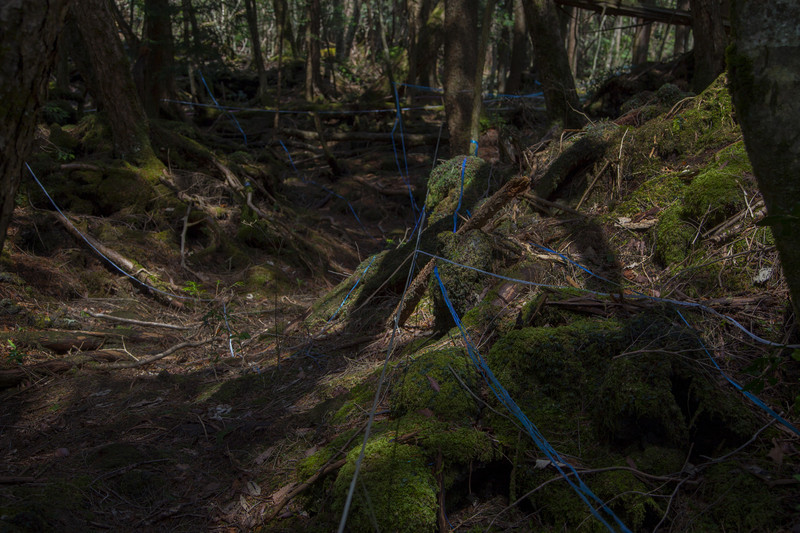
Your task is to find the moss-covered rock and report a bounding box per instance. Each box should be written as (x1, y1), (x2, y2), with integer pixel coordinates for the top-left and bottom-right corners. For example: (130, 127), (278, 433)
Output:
(392, 347), (479, 423)
(332, 436), (437, 533)
(482, 312), (761, 530)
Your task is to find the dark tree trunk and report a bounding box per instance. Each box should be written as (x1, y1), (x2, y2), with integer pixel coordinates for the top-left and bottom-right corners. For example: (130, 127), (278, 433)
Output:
(72, 0), (155, 163)
(505, 0), (528, 94)
(341, 0), (360, 62)
(407, 0), (434, 97)
(443, 0), (479, 155)
(673, 0), (691, 55)
(728, 0), (800, 313)
(523, 0), (585, 129)
(632, 19), (652, 64)
(304, 0), (322, 101)
(565, 7), (579, 76)
(244, 0), (269, 103)
(469, 0), (498, 145)
(0, 0), (73, 253)
(134, 0), (179, 117)
(689, 0), (727, 92)
(108, 0), (140, 53)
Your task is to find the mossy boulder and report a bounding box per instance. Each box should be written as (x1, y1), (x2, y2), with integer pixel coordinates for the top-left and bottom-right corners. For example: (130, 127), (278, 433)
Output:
(332, 436), (437, 533)
(483, 312), (761, 529)
(392, 347), (479, 423)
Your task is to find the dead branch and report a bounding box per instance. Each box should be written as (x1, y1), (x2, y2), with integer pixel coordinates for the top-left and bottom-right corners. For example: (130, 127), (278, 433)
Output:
(98, 339), (213, 369)
(523, 192), (588, 218)
(0, 360), (74, 389)
(53, 212), (180, 307)
(85, 311), (193, 330)
(282, 128), (445, 145)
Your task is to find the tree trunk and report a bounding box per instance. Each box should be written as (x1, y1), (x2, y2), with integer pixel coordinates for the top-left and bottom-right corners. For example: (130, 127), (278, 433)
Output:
(565, 7), (579, 77)
(728, 0), (800, 314)
(407, 0), (435, 98)
(341, 0), (360, 61)
(134, 0), (179, 117)
(673, 0), (691, 55)
(244, 0), (269, 104)
(304, 0), (322, 101)
(0, 0), (73, 253)
(689, 0), (727, 92)
(505, 0), (527, 94)
(443, 0), (479, 156)
(523, 0), (585, 129)
(605, 22), (622, 70)
(107, 0), (140, 53)
(469, 0), (498, 146)
(632, 18), (652, 64)
(72, 0), (155, 164)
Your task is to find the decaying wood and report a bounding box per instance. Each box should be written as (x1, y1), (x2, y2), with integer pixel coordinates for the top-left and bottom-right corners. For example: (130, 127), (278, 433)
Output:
(266, 458), (347, 521)
(391, 174), (531, 328)
(98, 339), (213, 369)
(704, 199), (767, 242)
(282, 127), (445, 145)
(615, 216), (658, 230)
(0, 360), (73, 389)
(554, 0), (696, 26)
(523, 192), (588, 218)
(53, 211), (180, 307)
(85, 311), (193, 330)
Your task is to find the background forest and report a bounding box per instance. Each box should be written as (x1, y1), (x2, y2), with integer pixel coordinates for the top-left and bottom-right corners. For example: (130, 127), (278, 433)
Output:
(1, 0), (799, 532)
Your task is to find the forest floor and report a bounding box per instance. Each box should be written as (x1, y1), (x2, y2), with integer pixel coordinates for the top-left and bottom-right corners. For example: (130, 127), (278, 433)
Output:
(1, 70), (799, 532)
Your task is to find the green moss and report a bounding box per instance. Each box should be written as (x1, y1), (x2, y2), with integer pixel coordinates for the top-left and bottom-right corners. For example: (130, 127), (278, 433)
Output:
(304, 252), (382, 329)
(431, 230), (494, 328)
(392, 347), (479, 423)
(426, 156), (491, 221)
(332, 436), (437, 533)
(75, 113), (114, 153)
(595, 354), (688, 447)
(654, 204), (694, 265)
(418, 424), (494, 465)
(653, 141), (752, 266)
(244, 264), (287, 292)
(615, 173), (686, 217)
(688, 463), (780, 531)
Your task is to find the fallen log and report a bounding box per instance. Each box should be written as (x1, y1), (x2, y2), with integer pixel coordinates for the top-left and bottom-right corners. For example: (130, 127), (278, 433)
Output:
(282, 128), (446, 145)
(390, 173), (531, 328)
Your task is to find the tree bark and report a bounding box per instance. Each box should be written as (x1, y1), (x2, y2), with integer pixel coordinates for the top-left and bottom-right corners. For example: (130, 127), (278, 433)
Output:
(523, 0), (585, 129)
(673, 0), (691, 55)
(304, 0), (322, 101)
(72, 0), (156, 163)
(469, 0), (498, 146)
(565, 7), (580, 76)
(0, 0), (73, 253)
(506, 0), (527, 93)
(134, 0), (179, 117)
(689, 0), (727, 92)
(443, 0), (479, 155)
(728, 0), (800, 314)
(632, 18), (652, 64)
(244, 0), (269, 104)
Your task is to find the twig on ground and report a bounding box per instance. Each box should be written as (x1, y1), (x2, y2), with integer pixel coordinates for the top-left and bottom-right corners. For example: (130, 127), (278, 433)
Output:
(85, 311), (193, 330)
(98, 339), (213, 369)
